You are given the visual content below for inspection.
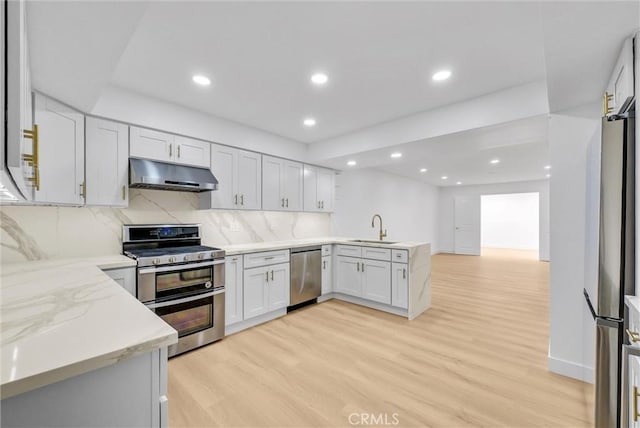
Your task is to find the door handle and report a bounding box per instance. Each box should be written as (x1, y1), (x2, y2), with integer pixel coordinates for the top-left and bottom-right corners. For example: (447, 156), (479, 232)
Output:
(403, 268), (406, 279)
(281, 198), (285, 208)
(271, 270), (274, 281)
(285, 198), (289, 208)
(240, 194), (244, 206)
(361, 263), (365, 272)
(80, 182), (86, 199)
(321, 201), (324, 209)
(317, 201), (320, 209)
(169, 144), (172, 157)
(323, 260), (326, 269)
(356, 262), (360, 272)
(627, 329), (640, 343)
(177, 145), (181, 158)
(234, 194), (238, 205)
(634, 386), (640, 422)
(266, 271), (269, 282)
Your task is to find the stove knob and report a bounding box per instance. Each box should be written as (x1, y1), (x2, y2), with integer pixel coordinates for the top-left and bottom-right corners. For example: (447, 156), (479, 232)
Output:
(198, 253), (204, 260)
(169, 256), (176, 263)
(183, 255), (190, 261)
(210, 252), (216, 259)
(152, 258), (160, 265)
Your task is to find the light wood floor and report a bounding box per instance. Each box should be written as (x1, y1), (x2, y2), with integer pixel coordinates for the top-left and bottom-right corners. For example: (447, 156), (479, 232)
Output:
(168, 249), (593, 428)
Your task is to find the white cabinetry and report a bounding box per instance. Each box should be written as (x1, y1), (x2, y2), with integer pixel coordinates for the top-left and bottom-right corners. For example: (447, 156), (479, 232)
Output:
(130, 126), (210, 168)
(225, 256), (244, 326)
(102, 267), (136, 296)
(335, 245), (392, 304)
(85, 118), (129, 207)
(33, 93), (85, 205)
(362, 259), (391, 304)
(5, 0), (35, 200)
(243, 262), (290, 319)
(605, 37), (635, 116)
(201, 144), (261, 210)
(303, 165), (334, 212)
(321, 255), (333, 295)
(629, 353), (640, 428)
(391, 262), (409, 309)
(262, 155), (303, 211)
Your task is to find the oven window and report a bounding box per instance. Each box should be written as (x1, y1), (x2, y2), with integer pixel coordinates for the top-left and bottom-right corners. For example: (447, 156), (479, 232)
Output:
(155, 295), (214, 338)
(156, 266), (212, 295)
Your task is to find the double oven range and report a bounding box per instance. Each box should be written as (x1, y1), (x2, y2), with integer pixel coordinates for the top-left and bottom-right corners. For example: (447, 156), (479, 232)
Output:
(123, 224), (225, 357)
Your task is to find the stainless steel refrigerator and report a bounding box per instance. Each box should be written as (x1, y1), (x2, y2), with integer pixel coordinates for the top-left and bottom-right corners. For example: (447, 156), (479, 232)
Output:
(584, 111), (635, 428)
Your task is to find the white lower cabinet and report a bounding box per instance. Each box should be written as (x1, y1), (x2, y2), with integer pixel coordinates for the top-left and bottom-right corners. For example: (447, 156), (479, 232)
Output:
(321, 255), (332, 295)
(225, 256), (243, 326)
(102, 267), (136, 296)
(335, 256), (362, 296)
(391, 262), (409, 309)
(243, 262), (290, 320)
(362, 259), (391, 304)
(630, 353), (640, 428)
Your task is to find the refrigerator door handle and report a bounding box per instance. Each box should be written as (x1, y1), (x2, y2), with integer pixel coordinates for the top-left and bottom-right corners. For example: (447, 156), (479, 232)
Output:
(585, 288), (598, 320)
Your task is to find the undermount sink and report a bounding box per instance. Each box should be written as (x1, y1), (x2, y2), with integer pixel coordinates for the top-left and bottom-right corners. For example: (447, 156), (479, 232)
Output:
(349, 239), (399, 245)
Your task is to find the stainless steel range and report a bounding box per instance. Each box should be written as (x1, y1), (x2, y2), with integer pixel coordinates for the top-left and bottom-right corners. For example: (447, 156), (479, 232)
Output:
(123, 224), (225, 357)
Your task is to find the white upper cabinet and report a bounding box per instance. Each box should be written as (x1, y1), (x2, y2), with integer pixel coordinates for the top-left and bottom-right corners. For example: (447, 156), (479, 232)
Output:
(85, 118), (129, 207)
(605, 37), (634, 116)
(173, 135), (210, 168)
(303, 165), (335, 212)
(200, 143), (261, 210)
(262, 155), (303, 211)
(5, 0), (35, 200)
(129, 126), (210, 168)
(33, 93), (85, 206)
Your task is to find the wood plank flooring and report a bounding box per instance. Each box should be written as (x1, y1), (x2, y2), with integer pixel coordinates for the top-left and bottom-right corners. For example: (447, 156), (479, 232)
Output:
(168, 249), (593, 428)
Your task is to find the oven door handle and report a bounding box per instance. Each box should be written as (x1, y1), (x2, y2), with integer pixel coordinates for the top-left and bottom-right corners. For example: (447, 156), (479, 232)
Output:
(139, 259), (224, 275)
(146, 289), (225, 309)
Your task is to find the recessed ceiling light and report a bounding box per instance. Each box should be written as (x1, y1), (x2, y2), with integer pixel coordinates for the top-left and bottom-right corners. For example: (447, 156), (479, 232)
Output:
(303, 118), (316, 127)
(192, 74), (211, 86)
(420, 168), (427, 173)
(456, 181), (462, 185)
(544, 165), (551, 170)
(390, 152), (402, 158)
(441, 176), (448, 180)
(490, 159), (500, 164)
(432, 70), (452, 81)
(311, 73), (328, 85)
(546, 174), (551, 178)
(347, 160), (357, 166)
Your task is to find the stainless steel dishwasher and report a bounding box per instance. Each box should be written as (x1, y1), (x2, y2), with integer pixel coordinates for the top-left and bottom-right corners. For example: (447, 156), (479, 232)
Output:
(289, 246), (322, 308)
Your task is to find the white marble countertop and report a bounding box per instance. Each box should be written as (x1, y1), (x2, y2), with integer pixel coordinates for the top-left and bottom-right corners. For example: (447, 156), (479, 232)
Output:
(1, 255), (177, 400)
(626, 295), (640, 314)
(220, 237), (428, 255)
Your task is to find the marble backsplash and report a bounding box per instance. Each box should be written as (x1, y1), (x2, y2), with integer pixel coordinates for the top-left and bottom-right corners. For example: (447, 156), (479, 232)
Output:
(0, 189), (332, 263)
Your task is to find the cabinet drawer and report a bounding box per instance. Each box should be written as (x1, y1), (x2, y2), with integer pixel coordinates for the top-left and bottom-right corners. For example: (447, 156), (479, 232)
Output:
(336, 245), (362, 258)
(362, 247), (391, 261)
(322, 245), (332, 256)
(392, 249), (409, 263)
(243, 249), (290, 269)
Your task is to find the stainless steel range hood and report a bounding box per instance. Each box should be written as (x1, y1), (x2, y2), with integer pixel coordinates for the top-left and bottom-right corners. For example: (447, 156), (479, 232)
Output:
(129, 158), (218, 193)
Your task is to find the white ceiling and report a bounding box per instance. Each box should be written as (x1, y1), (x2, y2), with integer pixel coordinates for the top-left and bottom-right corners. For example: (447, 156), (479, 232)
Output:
(324, 115), (549, 186)
(25, 1), (638, 186)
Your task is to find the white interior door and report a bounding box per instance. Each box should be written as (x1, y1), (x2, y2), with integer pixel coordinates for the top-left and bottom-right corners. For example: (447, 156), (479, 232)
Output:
(454, 195), (481, 255)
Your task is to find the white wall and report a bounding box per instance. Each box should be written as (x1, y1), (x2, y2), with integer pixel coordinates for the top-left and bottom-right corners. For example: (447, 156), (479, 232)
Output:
(481, 193), (540, 250)
(548, 113), (600, 383)
(91, 85), (309, 161)
(333, 169), (439, 251)
(438, 180), (550, 260)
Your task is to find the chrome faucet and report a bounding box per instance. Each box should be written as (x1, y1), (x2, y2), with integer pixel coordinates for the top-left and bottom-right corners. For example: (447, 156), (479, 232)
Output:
(371, 214), (387, 241)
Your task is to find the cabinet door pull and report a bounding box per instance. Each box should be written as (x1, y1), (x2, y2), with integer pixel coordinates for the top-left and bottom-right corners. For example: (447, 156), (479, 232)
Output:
(177, 145), (181, 158)
(240, 194), (244, 206)
(234, 194), (238, 205)
(627, 329), (640, 343)
(169, 144), (172, 157)
(323, 260), (326, 269)
(403, 268), (406, 279)
(321, 201), (324, 209)
(122, 185), (126, 200)
(80, 182), (86, 199)
(266, 271), (269, 282)
(361, 263), (365, 272)
(603, 92), (614, 116)
(281, 198), (285, 208)
(271, 270), (274, 281)
(634, 386), (640, 422)
(23, 125), (40, 190)
(356, 262), (360, 272)
(317, 201), (320, 209)
(285, 198), (289, 208)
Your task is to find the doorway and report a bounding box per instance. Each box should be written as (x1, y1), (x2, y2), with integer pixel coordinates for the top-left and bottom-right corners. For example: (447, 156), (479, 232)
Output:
(480, 192), (540, 255)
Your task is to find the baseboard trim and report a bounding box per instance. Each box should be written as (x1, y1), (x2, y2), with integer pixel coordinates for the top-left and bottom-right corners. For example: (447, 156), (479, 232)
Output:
(225, 308), (287, 336)
(548, 355), (594, 383)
